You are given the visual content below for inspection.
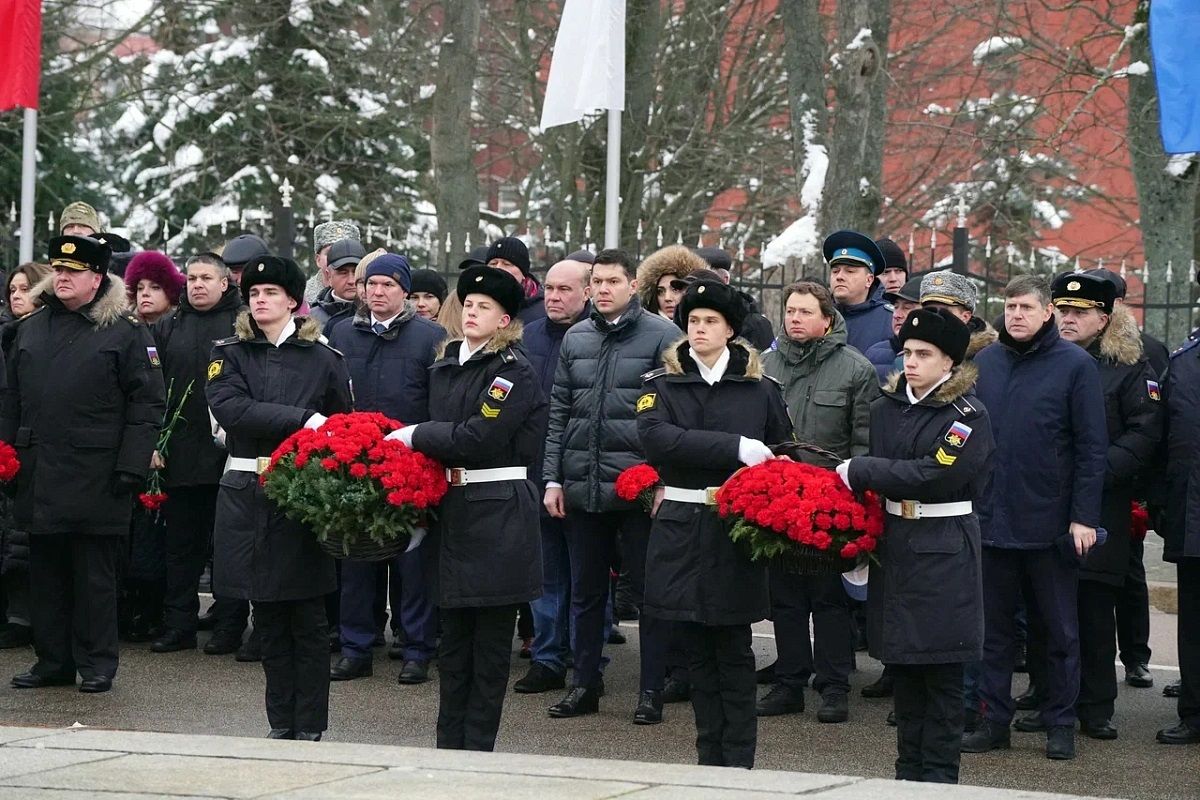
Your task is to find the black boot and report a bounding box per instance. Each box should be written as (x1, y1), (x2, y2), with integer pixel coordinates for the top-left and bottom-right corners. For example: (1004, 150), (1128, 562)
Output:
(817, 691), (849, 723)
(514, 662), (566, 694)
(961, 719), (1012, 753)
(756, 684), (804, 716)
(633, 690), (663, 725)
(547, 686), (601, 718)
(861, 673), (894, 698)
(1046, 725), (1075, 760)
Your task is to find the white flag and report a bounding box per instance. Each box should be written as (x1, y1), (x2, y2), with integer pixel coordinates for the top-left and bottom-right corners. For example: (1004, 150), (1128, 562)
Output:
(539, 0), (626, 130)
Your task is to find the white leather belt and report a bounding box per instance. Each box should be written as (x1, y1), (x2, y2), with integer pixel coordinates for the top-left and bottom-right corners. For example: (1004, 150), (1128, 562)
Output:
(885, 499), (972, 520)
(225, 456), (272, 475)
(446, 466), (527, 487)
(662, 486), (720, 506)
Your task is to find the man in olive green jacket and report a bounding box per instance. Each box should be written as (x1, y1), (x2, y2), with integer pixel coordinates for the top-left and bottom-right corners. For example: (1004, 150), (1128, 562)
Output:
(757, 281), (878, 723)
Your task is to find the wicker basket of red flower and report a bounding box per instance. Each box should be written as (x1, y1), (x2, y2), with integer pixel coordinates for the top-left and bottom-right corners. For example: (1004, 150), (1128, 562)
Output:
(714, 460), (885, 575)
(261, 412), (450, 561)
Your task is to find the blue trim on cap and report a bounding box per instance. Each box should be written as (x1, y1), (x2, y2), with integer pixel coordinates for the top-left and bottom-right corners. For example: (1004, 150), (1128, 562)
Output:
(829, 247), (873, 266)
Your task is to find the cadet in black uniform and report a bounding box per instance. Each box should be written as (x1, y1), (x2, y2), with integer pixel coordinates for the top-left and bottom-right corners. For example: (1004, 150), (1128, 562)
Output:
(637, 280), (792, 768)
(394, 266), (547, 751)
(206, 256), (352, 740)
(838, 308), (994, 783)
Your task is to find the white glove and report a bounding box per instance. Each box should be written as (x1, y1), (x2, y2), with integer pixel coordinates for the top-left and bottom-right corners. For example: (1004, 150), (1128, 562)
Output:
(835, 459), (853, 489)
(385, 425), (417, 447)
(737, 437), (773, 466)
(304, 413), (327, 431)
(405, 527), (427, 553)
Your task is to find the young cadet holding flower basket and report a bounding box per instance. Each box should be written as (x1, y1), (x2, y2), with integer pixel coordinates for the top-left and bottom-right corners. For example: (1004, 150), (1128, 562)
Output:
(390, 266), (547, 752)
(206, 255), (352, 741)
(637, 279), (792, 768)
(836, 307), (994, 784)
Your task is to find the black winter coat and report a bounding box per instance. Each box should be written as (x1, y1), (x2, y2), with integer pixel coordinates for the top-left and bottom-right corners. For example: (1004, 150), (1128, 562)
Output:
(152, 284), (244, 487)
(1077, 308), (1163, 585)
(523, 306), (589, 498)
(847, 365), (994, 665)
(1161, 337), (1200, 562)
(0, 317), (25, 576)
(326, 302), (444, 425)
(411, 325), (547, 608)
(544, 299), (679, 512)
(207, 312), (353, 601)
(638, 340), (792, 625)
(1, 276), (166, 536)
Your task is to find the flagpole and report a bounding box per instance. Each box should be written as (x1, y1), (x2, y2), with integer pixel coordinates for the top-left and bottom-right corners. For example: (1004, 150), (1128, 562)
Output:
(19, 107), (36, 263)
(604, 109), (620, 248)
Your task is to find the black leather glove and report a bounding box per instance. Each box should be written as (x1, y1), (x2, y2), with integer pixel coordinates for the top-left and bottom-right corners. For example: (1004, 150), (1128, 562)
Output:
(111, 472), (142, 496)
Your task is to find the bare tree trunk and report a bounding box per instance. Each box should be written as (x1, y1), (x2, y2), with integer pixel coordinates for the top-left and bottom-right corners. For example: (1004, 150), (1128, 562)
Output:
(619, 0), (662, 246)
(431, 0), (481, 269)
(1128, 10), (1198, 345)
(820, 0), (891, 234)
(779, 0), (827, 200)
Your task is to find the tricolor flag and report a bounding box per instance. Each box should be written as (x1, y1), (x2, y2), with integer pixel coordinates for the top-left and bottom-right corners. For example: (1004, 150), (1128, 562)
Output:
(0, 0), (42, 112)
(539, 0), (626, 130)
(1150, 0), (1200, 153)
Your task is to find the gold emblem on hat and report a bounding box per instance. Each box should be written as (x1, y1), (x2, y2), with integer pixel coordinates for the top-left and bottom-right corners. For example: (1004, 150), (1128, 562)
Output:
(933, 276), (944, 285)
(61, 243), (76, 254)
(1067, 281), (1081, 291)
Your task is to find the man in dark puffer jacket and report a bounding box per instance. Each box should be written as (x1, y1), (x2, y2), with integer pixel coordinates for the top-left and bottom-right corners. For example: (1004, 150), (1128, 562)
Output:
(543, 248), (679, 723)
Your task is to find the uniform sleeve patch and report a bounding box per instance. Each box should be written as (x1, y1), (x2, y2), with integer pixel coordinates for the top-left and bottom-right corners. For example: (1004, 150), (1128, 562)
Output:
(487, 376), (514, 402)
(636, 393), (656, 413)
(480, 402), (501, 419)
(934, 448), (957, 466)
(944, 421), (972, 448)
(146, 346), (161, 368)
(207, 360), (223, 380)
(1147, 379), (1161, 401)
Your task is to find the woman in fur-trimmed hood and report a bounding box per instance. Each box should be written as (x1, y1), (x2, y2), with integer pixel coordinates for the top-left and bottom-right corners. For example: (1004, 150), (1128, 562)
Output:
(636, 244), (709, 320)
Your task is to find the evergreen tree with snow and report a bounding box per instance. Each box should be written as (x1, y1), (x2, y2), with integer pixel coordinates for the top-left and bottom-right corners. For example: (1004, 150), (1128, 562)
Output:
(106, 0), (434, 260)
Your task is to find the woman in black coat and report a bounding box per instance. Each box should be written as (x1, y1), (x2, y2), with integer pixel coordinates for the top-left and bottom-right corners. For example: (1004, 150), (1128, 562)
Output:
(395, 266), (546, 752)
(840, 308), (994, 784)
(637, 280), (792, 769)
(206, 256), (352, 741)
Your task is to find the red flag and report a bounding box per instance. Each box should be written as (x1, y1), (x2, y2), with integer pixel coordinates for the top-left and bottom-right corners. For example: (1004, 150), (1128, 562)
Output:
(0, 0), (43, 111)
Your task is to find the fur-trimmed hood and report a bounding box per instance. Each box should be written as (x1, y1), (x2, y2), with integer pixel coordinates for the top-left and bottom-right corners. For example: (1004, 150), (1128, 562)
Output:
(636, 245), (709, 313)
(883, 361), (979, 406)
(434, 319), (524, 361)
(1095, 304), (1143, 366)
(661, 337), (764, 380)
(234, 309), (324, 343)
(966, 318), (998, 359)
(35, 272), (131, 329)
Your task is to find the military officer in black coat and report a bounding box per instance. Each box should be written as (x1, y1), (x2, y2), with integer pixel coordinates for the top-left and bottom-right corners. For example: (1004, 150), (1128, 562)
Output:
(4, 235), (166, 693)
(1042, 274), (1161, 739)
(839, 307), (995, 783)
(392, 266), (546, 751)
(206, 255), (352, 740)
(637, 280), (792, 768)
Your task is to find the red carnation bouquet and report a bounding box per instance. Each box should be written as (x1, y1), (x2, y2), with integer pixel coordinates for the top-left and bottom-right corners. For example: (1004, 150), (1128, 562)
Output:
(139, 378), (194, 514)
(262, 411), (449, 560)
(715, 460), (885, 574)
(616, 463), (660, 511)
(0, 441), (20, 483)
(1130, 501), (1149, 542)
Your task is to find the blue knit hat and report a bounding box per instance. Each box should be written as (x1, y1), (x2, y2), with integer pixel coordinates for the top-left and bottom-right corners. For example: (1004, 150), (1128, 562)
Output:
(363, 253), (412, 292)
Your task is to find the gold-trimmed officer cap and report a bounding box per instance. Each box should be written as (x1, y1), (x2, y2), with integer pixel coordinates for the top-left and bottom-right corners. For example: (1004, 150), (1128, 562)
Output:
(48, 235), (111, 273)
(1051, 272), (1115, 314)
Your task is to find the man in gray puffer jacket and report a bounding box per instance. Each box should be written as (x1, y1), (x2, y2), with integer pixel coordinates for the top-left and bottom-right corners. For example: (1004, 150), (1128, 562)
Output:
(543, 247), (680, 723)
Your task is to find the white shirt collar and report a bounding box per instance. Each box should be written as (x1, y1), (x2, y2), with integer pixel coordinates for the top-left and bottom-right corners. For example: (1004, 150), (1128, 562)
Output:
(692, 346), (731, 386)
(371, 313), (400, 330)
(906, 371), (953, 405)
(458, 338), (490, 365)
(271, 318), (297, 348)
